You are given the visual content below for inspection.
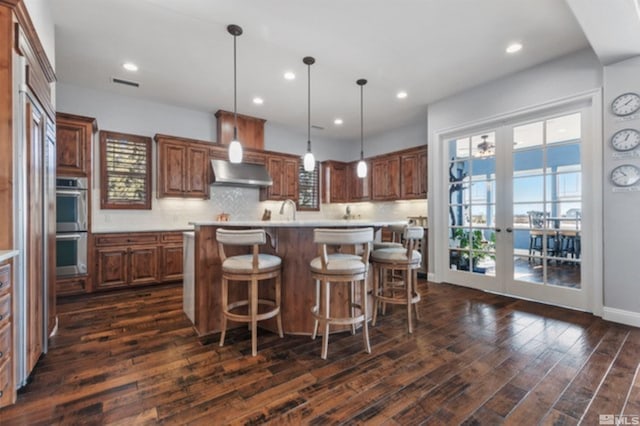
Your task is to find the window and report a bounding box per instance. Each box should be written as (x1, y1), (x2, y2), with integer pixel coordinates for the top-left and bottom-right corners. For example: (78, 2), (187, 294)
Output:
(100, 130), (152, 209)
(298, 160), (319, 211)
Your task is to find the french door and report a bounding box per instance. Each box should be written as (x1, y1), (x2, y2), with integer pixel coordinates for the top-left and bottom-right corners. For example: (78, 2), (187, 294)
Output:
(443, 109), (588, 310)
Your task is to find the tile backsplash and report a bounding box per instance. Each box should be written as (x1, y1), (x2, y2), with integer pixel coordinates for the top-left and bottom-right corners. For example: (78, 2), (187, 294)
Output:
(92, 186), (427, 232)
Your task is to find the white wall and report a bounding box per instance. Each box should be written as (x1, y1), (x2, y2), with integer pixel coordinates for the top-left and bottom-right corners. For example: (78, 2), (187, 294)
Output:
(265, 121), (352, 161)
(349, 118), (429, 159)
(602, 55), (640, 325)
(426, 47), (604, 306)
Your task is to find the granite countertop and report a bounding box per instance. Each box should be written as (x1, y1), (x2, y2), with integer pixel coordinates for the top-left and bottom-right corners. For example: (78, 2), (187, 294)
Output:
(0, 250), (19, 263)
(190, 219), (409, 228)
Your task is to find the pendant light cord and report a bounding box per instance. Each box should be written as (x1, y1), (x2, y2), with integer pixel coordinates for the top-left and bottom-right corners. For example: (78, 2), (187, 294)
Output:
(360, 84), (364, 159)
(233, 34), (238, 140)
(307, 61), (311, 151)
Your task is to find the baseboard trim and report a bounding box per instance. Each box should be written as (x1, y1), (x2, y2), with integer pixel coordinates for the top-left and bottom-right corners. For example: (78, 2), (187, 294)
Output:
(427, 272), (436, 282)
(603, 307), (640, 328)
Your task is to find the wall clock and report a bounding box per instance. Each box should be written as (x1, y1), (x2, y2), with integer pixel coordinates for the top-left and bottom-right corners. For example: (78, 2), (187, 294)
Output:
(610, 128), (640, 152)
(610, 164), (640, 187)
(611, 92), (640, 116)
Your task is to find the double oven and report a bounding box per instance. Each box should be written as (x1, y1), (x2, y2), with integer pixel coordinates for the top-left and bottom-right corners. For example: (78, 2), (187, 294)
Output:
(56, 177), (88, 277)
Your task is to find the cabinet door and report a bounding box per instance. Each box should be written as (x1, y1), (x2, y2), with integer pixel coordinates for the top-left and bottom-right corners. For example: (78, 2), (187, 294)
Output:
(161, 245), (183, 282)
(215, 110), (265, 150)
(349, 162), (370, 201)
(330, 163), (349, 203)
(419, 150), (428, 197)
(283, 158), (299, 201)
(185, 146), (209, 198)
(371, 159), (388, 200)
(266, 156), (284, 200)
(158, 142), (185, 197)
(129, 246), (160, 286)
(401, 153), (420, 199)
(56, 116), (90, 176)
(387, 156), (401, 200)
(96, 248), (128, 289)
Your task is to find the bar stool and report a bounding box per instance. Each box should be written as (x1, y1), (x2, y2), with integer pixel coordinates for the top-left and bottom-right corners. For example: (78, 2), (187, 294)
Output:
(373, 224), (405, 250)
(217, 228), (284, 356)
(310, 227), (373, 359)
(371, 226), (423, 333)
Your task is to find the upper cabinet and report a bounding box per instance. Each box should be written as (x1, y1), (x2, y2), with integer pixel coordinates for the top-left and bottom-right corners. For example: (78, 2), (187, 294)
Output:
(155, 134), (210, 199)
(260, 153), (299, 202)
(400, 146), (428, 199)
(321, 161), (350, 203)
(371, 155), (401, 201)
(215, 110), (266, 151)
(349, 161), (371, 202)
(56, 113), (97, 177)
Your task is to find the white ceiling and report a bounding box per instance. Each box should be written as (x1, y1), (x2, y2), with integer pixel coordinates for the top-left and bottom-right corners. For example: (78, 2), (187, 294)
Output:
(51, 0), (590, 140)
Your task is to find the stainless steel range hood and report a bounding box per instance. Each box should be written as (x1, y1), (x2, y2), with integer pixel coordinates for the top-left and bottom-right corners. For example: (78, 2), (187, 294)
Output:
(210, 159), (273, 187)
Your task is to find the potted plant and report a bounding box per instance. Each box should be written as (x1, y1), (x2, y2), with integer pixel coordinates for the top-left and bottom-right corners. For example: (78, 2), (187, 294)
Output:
(451, 228), (495, 272)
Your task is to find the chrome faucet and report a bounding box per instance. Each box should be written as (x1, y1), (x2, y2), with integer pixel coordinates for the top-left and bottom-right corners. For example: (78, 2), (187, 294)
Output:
(279, 199), (296, 221)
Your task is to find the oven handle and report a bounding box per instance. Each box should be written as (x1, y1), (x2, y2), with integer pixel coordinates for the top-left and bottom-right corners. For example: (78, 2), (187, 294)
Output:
(56, 189), (86, 197)
(56, 233), (85, 240)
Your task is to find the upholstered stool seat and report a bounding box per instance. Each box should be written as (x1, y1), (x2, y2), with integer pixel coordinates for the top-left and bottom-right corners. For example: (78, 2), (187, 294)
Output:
(371, 226), (424, 333)
(217, 228), (284, 356)
(309, 227), (373, 359)
(373, 224), (406, 250)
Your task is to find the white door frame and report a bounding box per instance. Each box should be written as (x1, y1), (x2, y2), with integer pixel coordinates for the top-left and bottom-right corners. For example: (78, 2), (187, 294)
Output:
(430, 89), (603, 314)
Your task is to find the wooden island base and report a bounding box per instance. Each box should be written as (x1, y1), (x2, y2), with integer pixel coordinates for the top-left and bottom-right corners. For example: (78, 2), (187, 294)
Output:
(190, 221), (397, 336)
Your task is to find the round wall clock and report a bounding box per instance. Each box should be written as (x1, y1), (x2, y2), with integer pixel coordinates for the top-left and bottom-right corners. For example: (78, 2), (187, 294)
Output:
(610, 164), (640, 187)
(611, 92), (640, 116)
(610, 128), (640, 152)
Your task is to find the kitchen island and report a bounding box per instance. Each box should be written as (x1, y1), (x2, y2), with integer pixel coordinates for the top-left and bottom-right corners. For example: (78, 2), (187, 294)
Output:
(187, 220), (405, 336)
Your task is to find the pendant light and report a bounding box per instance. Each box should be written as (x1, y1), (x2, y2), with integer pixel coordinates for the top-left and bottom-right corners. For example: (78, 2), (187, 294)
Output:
(227, 24), (243, 164)
(303, 56), (316, 172)
(356, 78), (368, 178)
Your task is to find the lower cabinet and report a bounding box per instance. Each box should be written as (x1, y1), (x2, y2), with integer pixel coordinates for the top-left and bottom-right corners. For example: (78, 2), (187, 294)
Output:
(94, 231), (183, 291)
(0, 261), (15, 408)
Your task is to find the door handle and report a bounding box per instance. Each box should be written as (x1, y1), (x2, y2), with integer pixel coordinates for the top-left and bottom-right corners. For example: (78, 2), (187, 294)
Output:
(506, 227), (513, 233)
(495, 228), (502, 232)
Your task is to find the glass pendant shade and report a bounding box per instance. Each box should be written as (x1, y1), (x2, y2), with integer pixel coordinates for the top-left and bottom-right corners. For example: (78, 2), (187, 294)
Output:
(228, 139), (243, 163)
(303, 150), (315, 172)
(357, 159), (367, 178)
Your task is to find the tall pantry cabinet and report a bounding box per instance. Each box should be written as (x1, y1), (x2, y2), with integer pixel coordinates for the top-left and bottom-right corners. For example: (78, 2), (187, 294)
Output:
(0, 0), (57, 406)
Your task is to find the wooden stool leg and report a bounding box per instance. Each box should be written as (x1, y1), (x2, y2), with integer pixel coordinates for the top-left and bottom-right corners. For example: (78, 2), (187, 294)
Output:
(413, 269), (420, 320)
(381, 267), (388, 316)
(372, 263), (379, 326)
(406, 270), (413, 334)
(312, 279), (320, 340)
(219, 276), (228, 347)
(361, 278), (371, 354)
(349, 281), (356, 335)
(321, 281), (330, 360)
(275, 273), (284, 338)
(250, 278), (258, 357)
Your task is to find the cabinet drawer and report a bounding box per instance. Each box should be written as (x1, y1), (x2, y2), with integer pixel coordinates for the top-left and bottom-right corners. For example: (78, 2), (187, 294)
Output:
(0, 264), (10, 297)
(0, 294), (10, 325)
(161, 232), (185, 243)
(95, 233), (160, 246)
(0, 322), (11, 362)
(0, 356), (11, 403)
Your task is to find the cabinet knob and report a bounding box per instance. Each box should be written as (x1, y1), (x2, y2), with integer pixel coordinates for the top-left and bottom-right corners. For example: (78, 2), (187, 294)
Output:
(0, 314), (3, 320)
(0, 351), (3, 358)
(0, 281), (4, 288)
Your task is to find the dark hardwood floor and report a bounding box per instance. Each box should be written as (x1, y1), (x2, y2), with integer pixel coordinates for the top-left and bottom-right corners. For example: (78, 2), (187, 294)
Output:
(1, 281), (638, 425)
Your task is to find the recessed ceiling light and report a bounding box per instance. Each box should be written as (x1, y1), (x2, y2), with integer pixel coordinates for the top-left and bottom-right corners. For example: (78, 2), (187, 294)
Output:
(284, 71), (296, 80)
(334, 118), (343, 125)
(396, 91), (408, 99)
(252, 97), (264, 105)
(505, 43), (523, 54)
(122, 62), (138, 72)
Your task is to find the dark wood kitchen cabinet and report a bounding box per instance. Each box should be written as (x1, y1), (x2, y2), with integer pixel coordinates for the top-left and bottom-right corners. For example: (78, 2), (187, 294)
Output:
(94, 231), (184, 291)
(260, 153), (299, 202)
(55, 113), (97, 177)
(400, 146), (428, 199)
(348, 161), (371, 202)
(371, 154), (401, 201)
(0, 260), (15, 408)
(321, 161), (350, 203)
(155, 135), (210, 199)
(215, 109), (266, 150)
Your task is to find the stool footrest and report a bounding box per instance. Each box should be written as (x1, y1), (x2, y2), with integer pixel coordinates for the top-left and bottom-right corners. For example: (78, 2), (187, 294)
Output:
(223, 299), (281, 323)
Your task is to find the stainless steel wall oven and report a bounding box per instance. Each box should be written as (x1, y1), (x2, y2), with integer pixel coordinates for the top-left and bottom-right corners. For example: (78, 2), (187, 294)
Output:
(56, 177), (88, 277)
